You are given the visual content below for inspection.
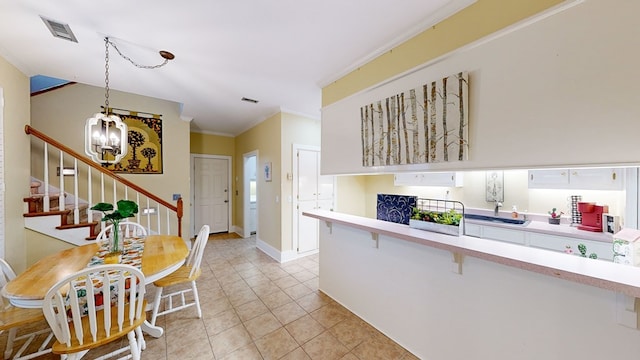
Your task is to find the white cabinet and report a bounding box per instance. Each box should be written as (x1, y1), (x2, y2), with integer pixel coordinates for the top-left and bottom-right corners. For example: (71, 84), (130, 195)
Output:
(528, 232), (613, 260)
(394, 172), (463, 187)
(528, 169), (569, 188)
(296, 148), (334, 254)
(568, 168), (622, 190)
(482, 226), (526, 245)
(464, 222), (613, 260)
(464, 223), (482, 238)
(528, 168), (623, 190)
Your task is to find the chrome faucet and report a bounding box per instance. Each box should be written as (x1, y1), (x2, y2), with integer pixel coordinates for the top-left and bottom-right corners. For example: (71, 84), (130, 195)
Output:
(494, 201), (503, 217)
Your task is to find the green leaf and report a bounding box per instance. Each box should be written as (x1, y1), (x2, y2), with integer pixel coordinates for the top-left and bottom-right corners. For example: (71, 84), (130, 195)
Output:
(90, 202), (114, 212)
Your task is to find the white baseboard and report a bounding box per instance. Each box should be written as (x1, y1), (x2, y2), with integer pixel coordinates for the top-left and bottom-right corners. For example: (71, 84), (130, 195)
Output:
(255, 237), (317, 263)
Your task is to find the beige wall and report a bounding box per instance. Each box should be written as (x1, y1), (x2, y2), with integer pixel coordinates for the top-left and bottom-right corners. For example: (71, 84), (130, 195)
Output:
(190, 132), (236, 226)
(235, 113), (282, 250)
(29, 83), (191, 248)
(0, 55), (31, 272)
(322, 0), (563, 106)
(190, 132), (235, 157)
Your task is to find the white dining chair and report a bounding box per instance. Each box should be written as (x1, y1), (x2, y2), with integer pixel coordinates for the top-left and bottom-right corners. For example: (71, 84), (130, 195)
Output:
(42, 264), (146, 360)
(0, 258), (54, 360)
(96, 221), (148, 242)
(149, 225), (210, 325)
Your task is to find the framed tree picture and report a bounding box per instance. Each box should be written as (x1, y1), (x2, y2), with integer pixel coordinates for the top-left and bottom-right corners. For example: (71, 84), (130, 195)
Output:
(104, 112), (163, 174)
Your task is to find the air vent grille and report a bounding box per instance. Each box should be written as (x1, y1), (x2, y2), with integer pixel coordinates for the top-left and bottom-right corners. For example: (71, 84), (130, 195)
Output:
(40, 16), (78, 43)
(241, 97), (259, 104)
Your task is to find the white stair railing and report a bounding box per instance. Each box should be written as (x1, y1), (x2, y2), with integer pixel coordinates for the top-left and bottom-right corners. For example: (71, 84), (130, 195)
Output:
(25, 125), (183, 238)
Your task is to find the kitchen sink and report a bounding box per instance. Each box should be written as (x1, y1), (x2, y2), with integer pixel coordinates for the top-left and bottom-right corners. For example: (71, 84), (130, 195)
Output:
(464, 213), (529, 226)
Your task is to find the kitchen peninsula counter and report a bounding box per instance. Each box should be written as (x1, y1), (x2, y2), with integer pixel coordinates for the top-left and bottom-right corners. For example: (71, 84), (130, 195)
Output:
(303, 209), (640, 359)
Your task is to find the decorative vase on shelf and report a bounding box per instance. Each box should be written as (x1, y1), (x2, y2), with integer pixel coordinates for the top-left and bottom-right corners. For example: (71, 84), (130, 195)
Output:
(548, 217), (561, 225)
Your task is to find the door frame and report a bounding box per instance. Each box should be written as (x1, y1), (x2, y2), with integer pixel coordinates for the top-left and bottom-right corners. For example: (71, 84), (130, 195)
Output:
(243, 150), (258, 238)
(190, 154), (232, 238)
(292, 144), (321, 254)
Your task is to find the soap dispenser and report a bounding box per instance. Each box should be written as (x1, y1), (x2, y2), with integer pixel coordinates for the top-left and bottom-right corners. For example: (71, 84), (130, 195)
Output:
(511, 205), (519, 219)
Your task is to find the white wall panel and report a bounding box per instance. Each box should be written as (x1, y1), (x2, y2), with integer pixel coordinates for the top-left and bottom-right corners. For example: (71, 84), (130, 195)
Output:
(322, 1), (640, 174)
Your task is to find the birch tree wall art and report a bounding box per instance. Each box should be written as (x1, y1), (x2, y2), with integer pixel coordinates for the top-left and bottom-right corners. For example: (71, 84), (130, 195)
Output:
(360, 71), (468, 167)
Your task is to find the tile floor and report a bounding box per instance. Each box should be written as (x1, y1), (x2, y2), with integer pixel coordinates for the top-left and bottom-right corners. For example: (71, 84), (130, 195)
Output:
(1, 234), (418, 360)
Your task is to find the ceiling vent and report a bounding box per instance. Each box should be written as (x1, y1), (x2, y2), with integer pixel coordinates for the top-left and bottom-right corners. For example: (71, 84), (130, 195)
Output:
(40, 16), (78, 43)
(241, 97), (259, 104)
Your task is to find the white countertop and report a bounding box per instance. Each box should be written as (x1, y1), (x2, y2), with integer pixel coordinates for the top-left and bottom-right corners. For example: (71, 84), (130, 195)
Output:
(304, 209), (640, 298)
(465, 208), (613, 243)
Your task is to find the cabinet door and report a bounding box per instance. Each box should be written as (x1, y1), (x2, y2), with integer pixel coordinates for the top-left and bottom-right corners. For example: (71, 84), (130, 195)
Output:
(394, 173), (421, 186)
(482, 226), (526, 245)
(298, 150), (319, 201)
(421, 172), (464, 187)
(528, 233), (613, 260)
(528, 169), (569, 189)
(569, 168), (623, 190)
(464, 223), (482, 238)
(528, 233), (570, 252)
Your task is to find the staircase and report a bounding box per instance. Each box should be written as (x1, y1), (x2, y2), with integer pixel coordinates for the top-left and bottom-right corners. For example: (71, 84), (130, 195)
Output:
(24, 125), (183, 246)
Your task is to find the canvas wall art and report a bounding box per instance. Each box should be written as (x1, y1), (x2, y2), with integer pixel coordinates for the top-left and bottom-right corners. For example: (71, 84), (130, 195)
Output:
(360, 71), (468, 167)
(104, 112), (163, 174)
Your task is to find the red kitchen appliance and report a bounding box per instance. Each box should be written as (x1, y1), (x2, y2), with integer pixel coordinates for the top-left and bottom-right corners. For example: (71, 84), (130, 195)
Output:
(577, 202), (608, 232)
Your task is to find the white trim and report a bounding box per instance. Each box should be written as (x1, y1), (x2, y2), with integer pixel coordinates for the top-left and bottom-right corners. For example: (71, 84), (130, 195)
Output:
(256, 237), (281, 262)
(243, 150), (258, 239)
(317, 0), (477, 87)
(0, 88), (5, 259)
(321, 0), (584, 107)
(255, 236), (316, 263)
(190, 153), (233, 237)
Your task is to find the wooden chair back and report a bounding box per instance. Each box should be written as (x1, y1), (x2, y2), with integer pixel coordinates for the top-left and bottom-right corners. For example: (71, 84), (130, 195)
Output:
(186, 225), (210, 278)
(42, 264), (146, 355)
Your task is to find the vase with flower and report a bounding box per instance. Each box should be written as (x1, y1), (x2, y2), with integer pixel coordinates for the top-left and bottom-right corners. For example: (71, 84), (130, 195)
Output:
(90, 199), (139, 263)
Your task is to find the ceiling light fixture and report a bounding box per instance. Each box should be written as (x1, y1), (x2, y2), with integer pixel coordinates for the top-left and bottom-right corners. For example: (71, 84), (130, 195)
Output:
(85, 37), (175, 165)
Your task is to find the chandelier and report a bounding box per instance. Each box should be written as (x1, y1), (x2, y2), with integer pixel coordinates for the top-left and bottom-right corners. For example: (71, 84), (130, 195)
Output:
(84, 37), (174, 164)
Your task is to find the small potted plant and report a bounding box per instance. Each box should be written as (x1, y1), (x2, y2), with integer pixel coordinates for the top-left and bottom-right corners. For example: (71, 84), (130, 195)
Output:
(548, 207), (563, 225)
(90, 199), (139, 263)
(409, 207), (463, 236)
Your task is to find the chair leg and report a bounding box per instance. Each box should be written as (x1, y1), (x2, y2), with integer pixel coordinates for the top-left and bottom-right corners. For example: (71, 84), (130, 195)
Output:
(150, 286), (164, 326)
(127, 331), (141, 360)
(136, 326), (145, 351)
(4, 328), (16, 360)
(191, 281), (202, 319)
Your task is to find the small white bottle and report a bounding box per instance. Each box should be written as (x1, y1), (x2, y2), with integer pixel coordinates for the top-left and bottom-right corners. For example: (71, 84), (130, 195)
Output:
(511, 205), (519, 219)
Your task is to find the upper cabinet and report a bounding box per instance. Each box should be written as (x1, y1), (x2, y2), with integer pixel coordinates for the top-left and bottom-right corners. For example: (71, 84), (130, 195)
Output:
(528, 168), (623, 190)
(394, 172), (463, 187)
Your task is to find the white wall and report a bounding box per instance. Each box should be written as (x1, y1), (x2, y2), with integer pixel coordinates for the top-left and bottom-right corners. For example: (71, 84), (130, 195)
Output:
(322, 0), (640, 174)
(320, 221), (640, 359)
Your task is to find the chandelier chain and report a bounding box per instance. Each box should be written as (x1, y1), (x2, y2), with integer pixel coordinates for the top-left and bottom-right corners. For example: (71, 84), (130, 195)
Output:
(104, 37), (110, 110)
(106, 38), (169, 69)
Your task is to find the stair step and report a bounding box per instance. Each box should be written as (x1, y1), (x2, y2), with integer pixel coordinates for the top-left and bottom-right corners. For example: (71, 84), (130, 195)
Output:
(56, 221), (101, 241)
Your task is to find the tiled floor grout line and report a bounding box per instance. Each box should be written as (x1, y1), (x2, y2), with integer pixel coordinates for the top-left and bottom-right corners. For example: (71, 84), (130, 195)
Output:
(0, 234), (418, 360)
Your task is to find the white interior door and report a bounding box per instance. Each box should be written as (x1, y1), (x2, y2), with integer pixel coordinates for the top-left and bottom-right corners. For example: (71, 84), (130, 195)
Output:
(194, 156), (229, 233)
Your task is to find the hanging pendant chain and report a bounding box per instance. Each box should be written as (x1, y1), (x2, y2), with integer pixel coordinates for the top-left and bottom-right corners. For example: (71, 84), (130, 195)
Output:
(104, 37), (111, 112)
(106, 38), (169, 69)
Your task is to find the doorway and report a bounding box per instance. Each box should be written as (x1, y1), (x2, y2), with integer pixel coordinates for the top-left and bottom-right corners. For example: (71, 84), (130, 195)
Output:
(243, 151), (258, 238)
(191, 154), (231, 236)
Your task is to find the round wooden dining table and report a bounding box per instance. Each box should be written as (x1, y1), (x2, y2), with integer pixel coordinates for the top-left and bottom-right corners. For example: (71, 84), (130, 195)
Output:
(1, 234), (188, 338)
